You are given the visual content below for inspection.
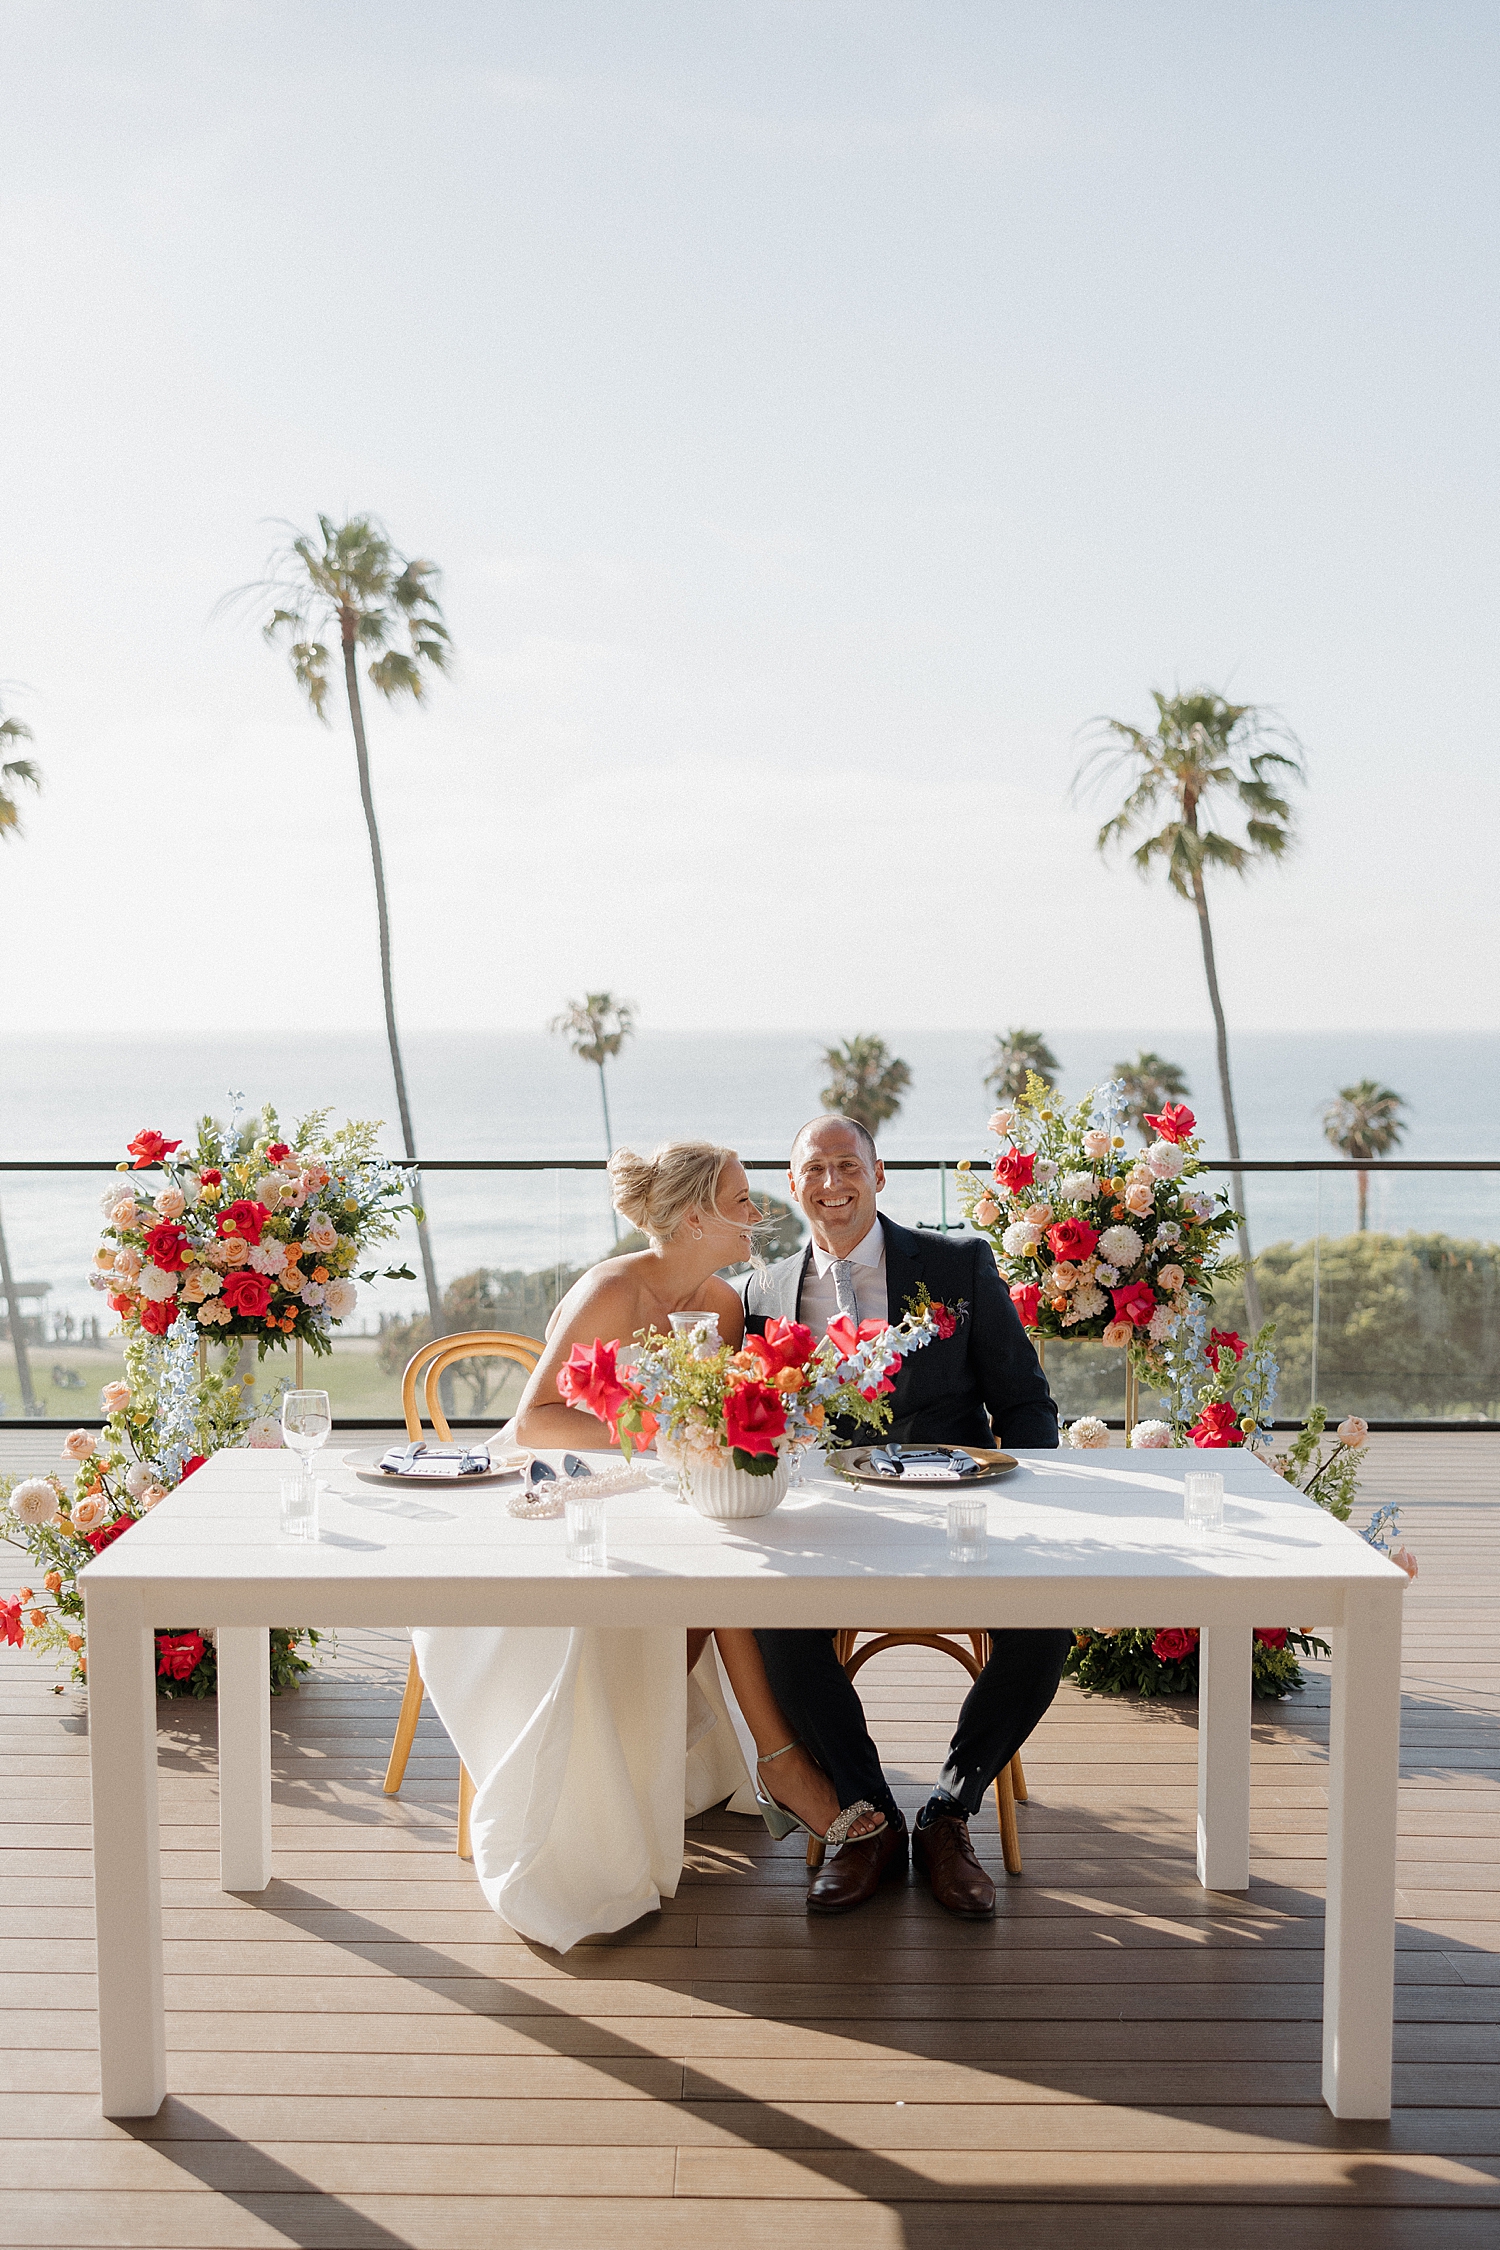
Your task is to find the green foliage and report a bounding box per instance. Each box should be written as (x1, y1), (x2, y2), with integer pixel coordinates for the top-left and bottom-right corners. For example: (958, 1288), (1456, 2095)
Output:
(1211, 1232), (1500, 1419)
(550, 993), (636, 1069)
(0, 695), (41, 843)
(155, 1627), (327, 1701)
(1065, 1628), (1330, 1701)
(233, 514), (451, 723)
(820, 1034), (911, 1134)
(985, 1029), (1060, 1103)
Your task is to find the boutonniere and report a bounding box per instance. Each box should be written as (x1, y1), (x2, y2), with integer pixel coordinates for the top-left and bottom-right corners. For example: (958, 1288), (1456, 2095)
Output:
(904, 1285), (966, 1341)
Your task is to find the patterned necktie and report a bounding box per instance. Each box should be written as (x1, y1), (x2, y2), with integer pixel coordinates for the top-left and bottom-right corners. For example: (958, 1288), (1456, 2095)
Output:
(830, 1258), (860, 1324)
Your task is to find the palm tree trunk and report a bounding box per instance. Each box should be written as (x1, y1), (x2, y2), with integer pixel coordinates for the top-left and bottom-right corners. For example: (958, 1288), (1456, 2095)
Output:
(597, 1062), (619, 1242)
(341, 634), (446, 1342)
(1357, 1170), (1369, 1232)
(1191, 876), (1262, 1329)
(0, 1197), (40, 1419)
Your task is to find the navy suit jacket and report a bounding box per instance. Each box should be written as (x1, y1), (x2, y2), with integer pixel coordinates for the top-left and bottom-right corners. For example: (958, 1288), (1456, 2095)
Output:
(740, 1214), (1058, 1451)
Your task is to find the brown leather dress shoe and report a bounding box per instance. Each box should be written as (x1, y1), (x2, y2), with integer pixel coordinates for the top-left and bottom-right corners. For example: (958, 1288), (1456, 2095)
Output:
(913, 1811), (996, 1917)
(806, 1811), (908, 1914)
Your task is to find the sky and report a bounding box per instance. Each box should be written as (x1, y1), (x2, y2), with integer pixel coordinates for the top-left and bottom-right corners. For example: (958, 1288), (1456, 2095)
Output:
(2, 0), (1497, 1036)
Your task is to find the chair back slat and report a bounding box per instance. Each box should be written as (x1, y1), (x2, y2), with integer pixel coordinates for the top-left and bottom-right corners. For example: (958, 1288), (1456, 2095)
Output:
(399, 1330), (543, 1442)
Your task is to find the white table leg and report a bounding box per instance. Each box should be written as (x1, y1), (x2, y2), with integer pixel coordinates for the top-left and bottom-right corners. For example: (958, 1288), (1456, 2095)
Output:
(84, 1587), (165, 2117)
(1323, 1581), (1403, 2118)
(1196, 1620), (1251, 1891)
(217, 1626), (272, 1892)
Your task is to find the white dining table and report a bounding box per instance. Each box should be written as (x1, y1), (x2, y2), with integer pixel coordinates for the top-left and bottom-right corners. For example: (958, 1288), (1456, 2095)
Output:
(82, 1444), (1406, 2122)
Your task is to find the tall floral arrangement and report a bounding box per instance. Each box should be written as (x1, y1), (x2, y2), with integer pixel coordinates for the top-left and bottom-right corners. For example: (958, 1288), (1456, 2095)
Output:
(2, 1329), (323, 1693)
(558, 1302), (952, 1477)
(90, 1106), (417, 1357)
(958, 1079), (1237, 1361)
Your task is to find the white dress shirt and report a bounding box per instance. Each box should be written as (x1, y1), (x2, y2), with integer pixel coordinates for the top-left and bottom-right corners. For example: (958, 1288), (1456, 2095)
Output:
(798, 1218), (889, 1334)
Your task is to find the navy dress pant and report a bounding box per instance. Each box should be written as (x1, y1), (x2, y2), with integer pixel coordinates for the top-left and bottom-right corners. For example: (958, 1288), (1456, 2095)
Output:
(754, 1626), (1074, 1824)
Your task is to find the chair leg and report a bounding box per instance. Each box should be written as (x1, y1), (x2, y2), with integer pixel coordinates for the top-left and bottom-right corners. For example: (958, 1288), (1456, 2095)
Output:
(1010, 1750), (1028, 1803)
(457, 1762), (476, 1861)
(383, 1648), (425, 1796)
(996, 1760), (1023, 1877)
(806, 1834), (825, 1871)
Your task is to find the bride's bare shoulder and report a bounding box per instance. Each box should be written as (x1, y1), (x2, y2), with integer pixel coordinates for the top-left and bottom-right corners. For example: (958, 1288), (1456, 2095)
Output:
(544, 1254), (651, 1344)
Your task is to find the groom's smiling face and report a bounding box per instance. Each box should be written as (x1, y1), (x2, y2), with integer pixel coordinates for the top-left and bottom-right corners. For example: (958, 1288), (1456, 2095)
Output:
(788, 1118), (886, 1257)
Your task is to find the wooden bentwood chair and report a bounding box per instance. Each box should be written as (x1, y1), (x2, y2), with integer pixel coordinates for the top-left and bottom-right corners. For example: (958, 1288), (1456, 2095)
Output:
(381, 1331), (543, 1859)
(803, 1631), (1029, 1877)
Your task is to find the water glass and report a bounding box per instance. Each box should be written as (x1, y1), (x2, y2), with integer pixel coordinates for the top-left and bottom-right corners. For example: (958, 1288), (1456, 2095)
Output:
(280, 1471), (319, 1542)
(947, 1495), (988, 1564)
(565, 1491), (607, 1568)
(669, 1312), (722, 1355)
(1183, 1470), (1225, 1533)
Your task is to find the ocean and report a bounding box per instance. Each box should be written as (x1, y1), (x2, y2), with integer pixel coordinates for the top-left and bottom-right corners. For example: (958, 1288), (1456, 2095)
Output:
(2, 1028), (1496, 1342)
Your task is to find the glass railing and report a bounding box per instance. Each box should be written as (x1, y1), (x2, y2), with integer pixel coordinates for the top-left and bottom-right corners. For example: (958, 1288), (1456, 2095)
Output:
(1, 1157), (1496, 1428)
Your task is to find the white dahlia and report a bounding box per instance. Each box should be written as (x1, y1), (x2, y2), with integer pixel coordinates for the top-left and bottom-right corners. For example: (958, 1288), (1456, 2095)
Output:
(1147, 1305), (1180, 1342)
(1146, 1141), (1185, 1180)
(10, 1478), (59, 1526)
(1069, 1284), (1107, 1320)
(1098, 1225), (1143, 1269)
(1001, 1222), (1041, 1256)
(136, 1264), (180, 1302)
(323, 1278), (357, 1320)
(1066, 1416), (1110, 1450)
(1057, 1172), (1098, 1203)
(1129, 1419), (1173, 1449)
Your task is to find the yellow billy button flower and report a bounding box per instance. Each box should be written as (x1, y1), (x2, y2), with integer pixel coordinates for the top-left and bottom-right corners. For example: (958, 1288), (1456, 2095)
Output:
(343, 1198), (359, 1213)
(956, 1158), (972, 1173)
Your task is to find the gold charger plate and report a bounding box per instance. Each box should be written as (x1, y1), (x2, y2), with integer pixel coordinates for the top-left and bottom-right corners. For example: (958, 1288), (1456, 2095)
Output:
(342, 1447), (528, 1491)
(831, 1444), (1017, 1489)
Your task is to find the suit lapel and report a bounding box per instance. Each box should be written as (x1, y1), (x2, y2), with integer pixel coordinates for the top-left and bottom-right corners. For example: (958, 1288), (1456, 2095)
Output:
(785, 1245), (812, 1322)
(880, 1215), (924, 1327)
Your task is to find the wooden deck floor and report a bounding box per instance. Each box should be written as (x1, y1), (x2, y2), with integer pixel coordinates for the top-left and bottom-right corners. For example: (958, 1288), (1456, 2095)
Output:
(1, 1432), (1497, 2246)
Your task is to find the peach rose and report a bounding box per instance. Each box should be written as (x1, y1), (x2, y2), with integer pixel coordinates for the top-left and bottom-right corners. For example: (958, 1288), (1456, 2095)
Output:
(71, 1494), (108, 1532)
(142, 1484), (168, 1509)
(1101, 1320), (1134, 1348)
(222, 1236), (250, 1267)
(972, 1194), (1001, 1228)
(1156, 1264), (1185, 1293)
(987, 1110), (1015, 1138)
(154, 1187), (186, 1221)
(62, 1429), (97, 1462)
(100, 1381), (131, 1414)
(1124, 1182), (1154, 1216)
(115, 1246), (142, 1279)
(1024, 1202), (1053, 1228)
(1336, 1416), (1369, 1448)
(304, 1216), (338, 1254)
(1391, 1545), (1418, 1580)
(1082, 1129), (1111, 1162)
(109, 1197), (140, 1229)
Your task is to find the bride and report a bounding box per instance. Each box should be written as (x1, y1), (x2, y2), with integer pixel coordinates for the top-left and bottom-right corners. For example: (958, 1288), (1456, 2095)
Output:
(411, 1139), (883, 1951)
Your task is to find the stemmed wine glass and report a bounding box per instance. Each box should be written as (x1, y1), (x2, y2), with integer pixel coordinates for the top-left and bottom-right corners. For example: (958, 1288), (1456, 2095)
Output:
(281, 1390), (331, 1537)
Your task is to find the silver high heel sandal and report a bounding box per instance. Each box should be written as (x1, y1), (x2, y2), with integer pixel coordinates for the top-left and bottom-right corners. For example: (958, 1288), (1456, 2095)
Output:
(754, 1740), (887, 1848)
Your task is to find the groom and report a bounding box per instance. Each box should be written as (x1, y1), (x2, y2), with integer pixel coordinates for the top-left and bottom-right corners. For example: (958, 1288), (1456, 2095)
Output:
(742, 1115), (1068, 1919)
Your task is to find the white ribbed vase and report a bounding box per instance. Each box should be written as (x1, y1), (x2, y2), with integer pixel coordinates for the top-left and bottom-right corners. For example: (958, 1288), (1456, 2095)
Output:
(680, 1454), (790, 1521)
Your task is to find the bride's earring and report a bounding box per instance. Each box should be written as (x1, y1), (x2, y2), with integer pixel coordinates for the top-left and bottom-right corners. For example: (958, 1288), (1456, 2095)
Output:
(688, 1222), (704, 1242)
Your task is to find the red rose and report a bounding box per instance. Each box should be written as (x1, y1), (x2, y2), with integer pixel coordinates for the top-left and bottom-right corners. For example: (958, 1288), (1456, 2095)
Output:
(218, 1199), (270, 1247)
(156, 1630), (206, 1682)
(752, 1317), (817, 1373)
(220, 1269), (272, 1319)
(145, 1221), (190, 1272)
(994, 1147), (1036, 1195)
(1047, 1218), (1098, 1262)
(824, 1312), (890, 1363)
(127, 1129), (182, 1169)
(556, 1339), (633, 1437)
(0, 1599), (23, 1649)
(1254, 1627), (1289, 1650)
(1151, 1627), (1199, 1663)
(1208, 1327), (1245, 1366)
(1111, 1281), (1157, 1329)
(1009, 1283), (1041, 1329)
(199, 1169), (223, 1186)
(1143, 1104), (1196, 1145)
(85, 1516), (135, 1555)
(108, 1292), (134, 1315)
(1187, 1400), (1242, 1448)
(178, 1455), (206, 1481)
(140, 1298), (179, 1336)
(724, 1378), (787, 1458)
(266, 1143), (291, 1164)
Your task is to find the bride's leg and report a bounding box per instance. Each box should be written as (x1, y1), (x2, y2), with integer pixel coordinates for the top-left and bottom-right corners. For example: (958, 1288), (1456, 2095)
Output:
(711, 1629), (883, 1841)
(686, 1629), (711, 1674)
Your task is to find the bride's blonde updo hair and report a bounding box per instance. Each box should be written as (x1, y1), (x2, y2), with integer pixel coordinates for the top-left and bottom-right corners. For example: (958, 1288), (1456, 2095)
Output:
(608, 1141), (736, 1246)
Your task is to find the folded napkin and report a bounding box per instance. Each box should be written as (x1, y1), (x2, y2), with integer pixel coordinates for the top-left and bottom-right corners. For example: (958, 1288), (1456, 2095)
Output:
(378, 1441), (493, 1479)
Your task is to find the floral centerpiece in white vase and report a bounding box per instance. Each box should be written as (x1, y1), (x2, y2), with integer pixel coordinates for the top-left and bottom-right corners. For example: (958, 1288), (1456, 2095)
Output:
(557, 1303), (950, 1520)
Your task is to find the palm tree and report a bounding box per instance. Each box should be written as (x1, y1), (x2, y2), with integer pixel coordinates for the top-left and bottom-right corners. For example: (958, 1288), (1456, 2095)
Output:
(0, 705), (42, 1417)
(226, 516), (450, 1337)
(820, 1035), (911, 1136)
(1078, 689), (1304, 1326)
(551, 994), (637, 1240)
(1323, 1080), (1407, 1231)
(984, 1028), (1059, 1106)
(1114, 1049), (1191, 1140)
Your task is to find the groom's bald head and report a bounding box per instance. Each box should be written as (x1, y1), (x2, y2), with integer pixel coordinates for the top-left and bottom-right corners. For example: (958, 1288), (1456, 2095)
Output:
(788, 1116), (885, 1256)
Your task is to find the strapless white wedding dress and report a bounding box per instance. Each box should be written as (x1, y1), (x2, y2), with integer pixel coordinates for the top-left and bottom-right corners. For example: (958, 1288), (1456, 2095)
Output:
(411, 1624), (758, 1953)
